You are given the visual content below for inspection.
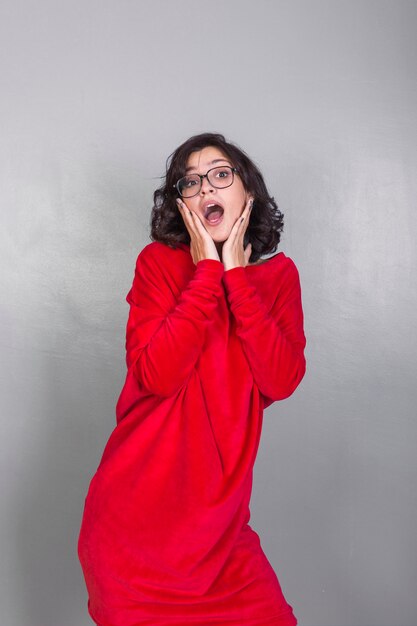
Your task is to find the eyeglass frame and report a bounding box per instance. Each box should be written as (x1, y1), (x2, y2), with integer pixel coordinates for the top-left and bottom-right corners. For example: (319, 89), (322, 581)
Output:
(173, 165), (239, 198)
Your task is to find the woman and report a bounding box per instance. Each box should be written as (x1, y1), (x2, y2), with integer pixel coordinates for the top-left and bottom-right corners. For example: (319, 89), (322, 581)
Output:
(78, 132), (306, 625)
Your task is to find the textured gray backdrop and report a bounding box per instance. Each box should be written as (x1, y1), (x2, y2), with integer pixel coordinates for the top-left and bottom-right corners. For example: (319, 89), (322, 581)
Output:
(1, 1), (416, 625)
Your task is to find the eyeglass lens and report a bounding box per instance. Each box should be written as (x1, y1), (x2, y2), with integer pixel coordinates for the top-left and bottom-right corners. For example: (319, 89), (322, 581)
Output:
(177, 166), (234, 198)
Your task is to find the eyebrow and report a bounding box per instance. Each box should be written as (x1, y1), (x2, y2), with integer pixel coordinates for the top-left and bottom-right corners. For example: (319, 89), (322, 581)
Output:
(185, 158), (232, 173)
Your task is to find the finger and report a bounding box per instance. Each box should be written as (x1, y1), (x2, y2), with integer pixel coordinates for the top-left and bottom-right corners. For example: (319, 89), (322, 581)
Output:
(241, 199), (253, 233)
(233, 204), (252, 251)
(236, 203), (252, 236)
(177, 198), (192, 219)
(244, 242), (252, 265)
(243, 198), (253, 220)
(239, 198), (253, 226)
(188, 208), (204, 228)
(189, 208), (215, 242)
(226, 213), (244, 247)
(177, 199), (197, 235)
(177, 201), (200, 261)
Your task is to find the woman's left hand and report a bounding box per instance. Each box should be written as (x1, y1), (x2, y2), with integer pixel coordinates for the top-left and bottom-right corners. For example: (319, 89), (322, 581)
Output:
(222, 197), (253, 271)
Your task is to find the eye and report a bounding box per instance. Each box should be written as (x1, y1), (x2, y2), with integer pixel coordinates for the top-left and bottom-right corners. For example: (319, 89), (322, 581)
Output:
(182, 176), (198, 188)
(214, 168), (231, 179)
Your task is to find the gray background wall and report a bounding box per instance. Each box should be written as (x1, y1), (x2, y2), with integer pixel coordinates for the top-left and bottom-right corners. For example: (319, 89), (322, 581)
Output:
(1, 1), (416, 625)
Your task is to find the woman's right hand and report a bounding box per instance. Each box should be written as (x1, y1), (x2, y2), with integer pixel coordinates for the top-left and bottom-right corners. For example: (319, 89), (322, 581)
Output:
(176, 199), (221, 264)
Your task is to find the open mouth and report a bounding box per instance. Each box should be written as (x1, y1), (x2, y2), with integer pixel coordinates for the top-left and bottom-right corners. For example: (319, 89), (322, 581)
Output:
(204, 204), (224, 225)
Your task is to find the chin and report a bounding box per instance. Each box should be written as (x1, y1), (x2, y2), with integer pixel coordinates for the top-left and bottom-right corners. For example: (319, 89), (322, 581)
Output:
(211, 229), (230, 243)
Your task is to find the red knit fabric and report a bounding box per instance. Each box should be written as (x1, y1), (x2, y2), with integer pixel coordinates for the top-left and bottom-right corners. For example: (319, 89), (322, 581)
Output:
(78, 241), (306, 626)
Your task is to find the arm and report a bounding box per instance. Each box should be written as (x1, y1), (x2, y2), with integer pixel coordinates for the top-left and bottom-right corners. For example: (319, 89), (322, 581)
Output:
(222, 257), (306, 406)
(125, 248), (224, 398)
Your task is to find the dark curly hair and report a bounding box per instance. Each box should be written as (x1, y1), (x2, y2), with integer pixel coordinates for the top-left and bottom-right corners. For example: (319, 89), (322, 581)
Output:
(149, 132), (284, 263)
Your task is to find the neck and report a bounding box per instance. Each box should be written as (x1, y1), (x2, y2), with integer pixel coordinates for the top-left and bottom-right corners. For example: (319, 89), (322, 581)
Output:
(215, 240), (224, 258)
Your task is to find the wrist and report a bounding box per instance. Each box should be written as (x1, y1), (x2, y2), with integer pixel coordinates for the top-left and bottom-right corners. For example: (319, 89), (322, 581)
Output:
(224, 264), (243, 272)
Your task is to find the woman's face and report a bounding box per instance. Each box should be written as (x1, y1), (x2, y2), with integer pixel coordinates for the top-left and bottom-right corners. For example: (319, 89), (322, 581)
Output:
(182, 146), (251, 242)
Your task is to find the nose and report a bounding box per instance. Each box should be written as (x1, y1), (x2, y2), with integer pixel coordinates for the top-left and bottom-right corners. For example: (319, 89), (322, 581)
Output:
(199, 174), (215, 195)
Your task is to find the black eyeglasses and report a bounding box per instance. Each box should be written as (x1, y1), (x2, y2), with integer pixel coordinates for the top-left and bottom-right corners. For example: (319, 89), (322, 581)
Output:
(173, 166), (238, 198)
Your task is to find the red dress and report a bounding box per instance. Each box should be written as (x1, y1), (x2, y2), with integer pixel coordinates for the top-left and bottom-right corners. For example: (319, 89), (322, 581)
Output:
(78, 241), (306, 626)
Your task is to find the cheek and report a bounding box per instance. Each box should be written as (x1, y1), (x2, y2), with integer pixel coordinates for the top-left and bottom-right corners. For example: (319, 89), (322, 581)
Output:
(183, 198), (196, 211)
(236, 188), (248, 208)
(226, 187), (246, 210)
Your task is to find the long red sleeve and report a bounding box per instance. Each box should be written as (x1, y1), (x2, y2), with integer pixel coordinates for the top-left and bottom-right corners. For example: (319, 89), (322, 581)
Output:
(223, 257), (306, 406)
(125, 247), (225, 397)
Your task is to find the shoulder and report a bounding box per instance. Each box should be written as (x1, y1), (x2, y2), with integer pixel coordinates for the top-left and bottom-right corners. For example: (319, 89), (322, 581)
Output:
(264, 253), (302, 298)
(255, 251), (299, 276)
(275, 253), (302, 287)
(278, 252), (300, 276)
(135, 241), (189, 268)
(137, 241), (176, 261)
(273, 254), (303, 305)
